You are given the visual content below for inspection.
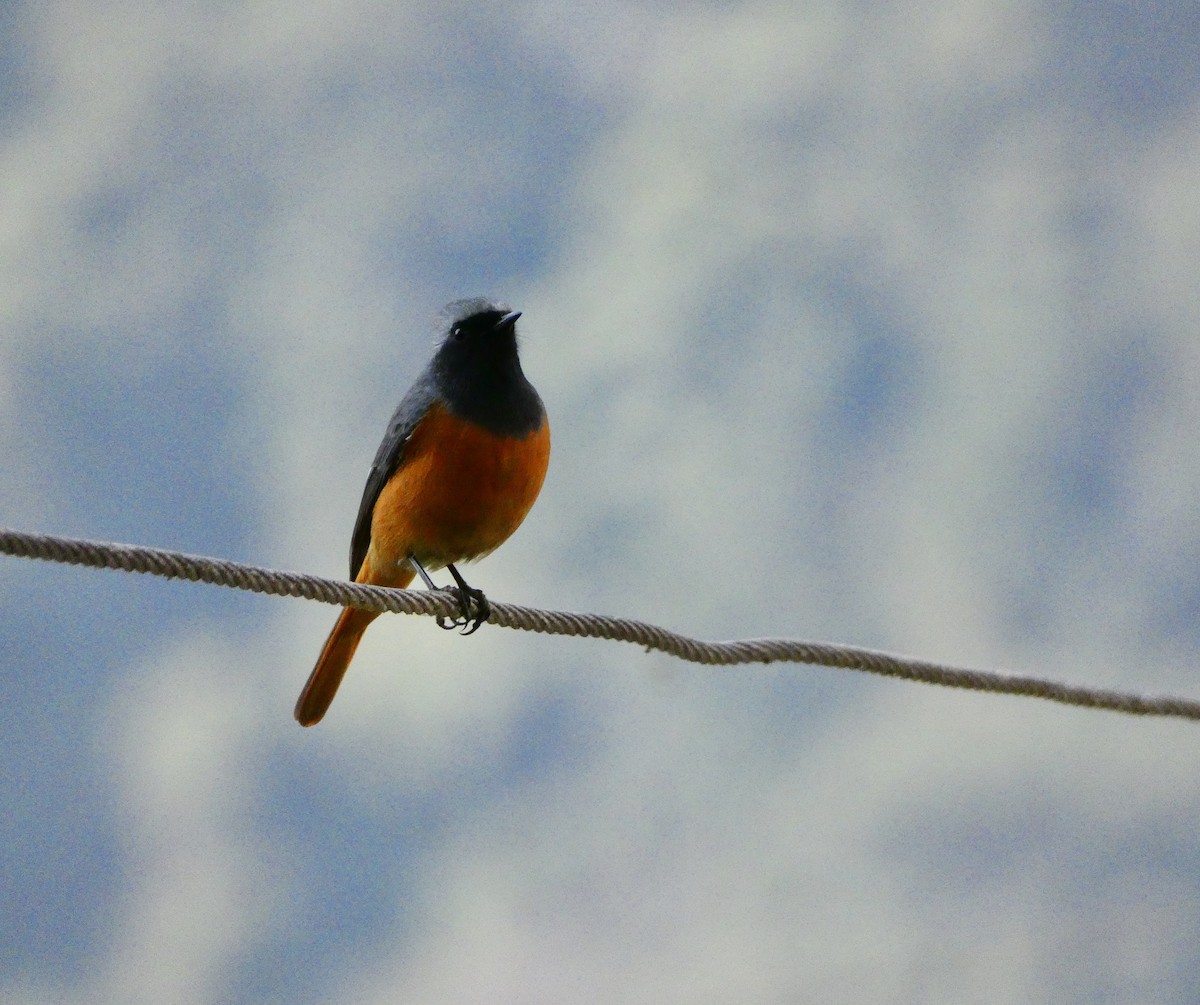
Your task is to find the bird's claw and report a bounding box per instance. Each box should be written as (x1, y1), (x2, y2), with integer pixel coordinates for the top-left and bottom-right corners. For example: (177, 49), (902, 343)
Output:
(436, 585), (490, 635)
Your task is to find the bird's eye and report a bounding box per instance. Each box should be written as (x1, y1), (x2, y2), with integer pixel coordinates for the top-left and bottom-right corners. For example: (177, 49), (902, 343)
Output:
(450, 325), (466, 341)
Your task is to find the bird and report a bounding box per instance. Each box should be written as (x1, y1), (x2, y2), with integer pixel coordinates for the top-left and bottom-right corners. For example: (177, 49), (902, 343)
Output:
(294, 298), (550, 726)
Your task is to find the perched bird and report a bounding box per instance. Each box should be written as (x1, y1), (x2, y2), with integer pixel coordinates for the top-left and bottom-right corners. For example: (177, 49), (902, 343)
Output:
(295, 298), (550, 726)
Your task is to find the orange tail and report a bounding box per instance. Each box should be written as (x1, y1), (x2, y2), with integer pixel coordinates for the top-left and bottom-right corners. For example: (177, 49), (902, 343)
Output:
(294, 606), (381, 726)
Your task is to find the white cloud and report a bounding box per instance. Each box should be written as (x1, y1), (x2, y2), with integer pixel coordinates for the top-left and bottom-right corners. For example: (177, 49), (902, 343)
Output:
(4, 0), (1200, 1002)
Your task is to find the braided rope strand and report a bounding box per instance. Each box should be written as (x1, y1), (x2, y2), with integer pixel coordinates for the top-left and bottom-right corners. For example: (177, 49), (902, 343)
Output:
(2, 526), (1197, 721)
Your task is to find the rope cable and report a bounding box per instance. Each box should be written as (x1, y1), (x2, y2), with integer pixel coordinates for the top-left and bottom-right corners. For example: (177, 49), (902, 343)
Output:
(2, 526), (1196, 721)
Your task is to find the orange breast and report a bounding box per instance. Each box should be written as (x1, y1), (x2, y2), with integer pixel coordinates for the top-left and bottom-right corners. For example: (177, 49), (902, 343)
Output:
(363, 402), (550, 582)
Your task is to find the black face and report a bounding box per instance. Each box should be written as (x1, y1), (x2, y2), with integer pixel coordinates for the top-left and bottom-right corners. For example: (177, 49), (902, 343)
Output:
(446, 309), (513, 347)
(432, 304), (543, 435)
(436, 308), (520, 376)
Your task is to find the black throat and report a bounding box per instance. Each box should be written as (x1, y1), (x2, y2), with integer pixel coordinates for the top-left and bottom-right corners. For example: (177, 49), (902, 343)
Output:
(432, 331), (545, 436)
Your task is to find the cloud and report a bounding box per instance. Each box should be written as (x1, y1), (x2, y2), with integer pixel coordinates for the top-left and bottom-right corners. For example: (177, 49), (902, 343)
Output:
(4, 1), (1200, 1002)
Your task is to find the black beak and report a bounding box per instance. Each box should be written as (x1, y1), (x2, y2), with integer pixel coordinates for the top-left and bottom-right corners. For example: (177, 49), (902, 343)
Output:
(495, 310), (522, 331)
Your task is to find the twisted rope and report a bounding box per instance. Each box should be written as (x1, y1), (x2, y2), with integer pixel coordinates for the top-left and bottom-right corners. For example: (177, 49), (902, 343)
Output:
(2, 526), (1197, 721)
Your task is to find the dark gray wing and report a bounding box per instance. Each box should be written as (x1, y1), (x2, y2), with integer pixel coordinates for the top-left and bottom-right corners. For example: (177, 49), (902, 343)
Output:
(348, 372), (439, 579)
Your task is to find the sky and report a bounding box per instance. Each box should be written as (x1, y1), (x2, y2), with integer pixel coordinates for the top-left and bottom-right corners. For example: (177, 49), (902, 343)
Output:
(3, 1), (1200, 1002)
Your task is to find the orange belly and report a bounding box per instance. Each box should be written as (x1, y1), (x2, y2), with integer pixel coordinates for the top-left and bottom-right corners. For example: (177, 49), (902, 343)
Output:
(362, 402), (550, 584)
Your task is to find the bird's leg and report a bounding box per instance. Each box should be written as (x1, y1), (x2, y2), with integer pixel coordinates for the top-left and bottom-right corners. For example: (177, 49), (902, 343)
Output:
(408, 557), (488, 633)
(445, 563), (489, 635)
(409, 556), (463, 630)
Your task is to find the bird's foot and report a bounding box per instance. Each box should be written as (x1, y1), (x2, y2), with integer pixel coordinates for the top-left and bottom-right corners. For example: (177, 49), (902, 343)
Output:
(436, 564), (490, 635)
